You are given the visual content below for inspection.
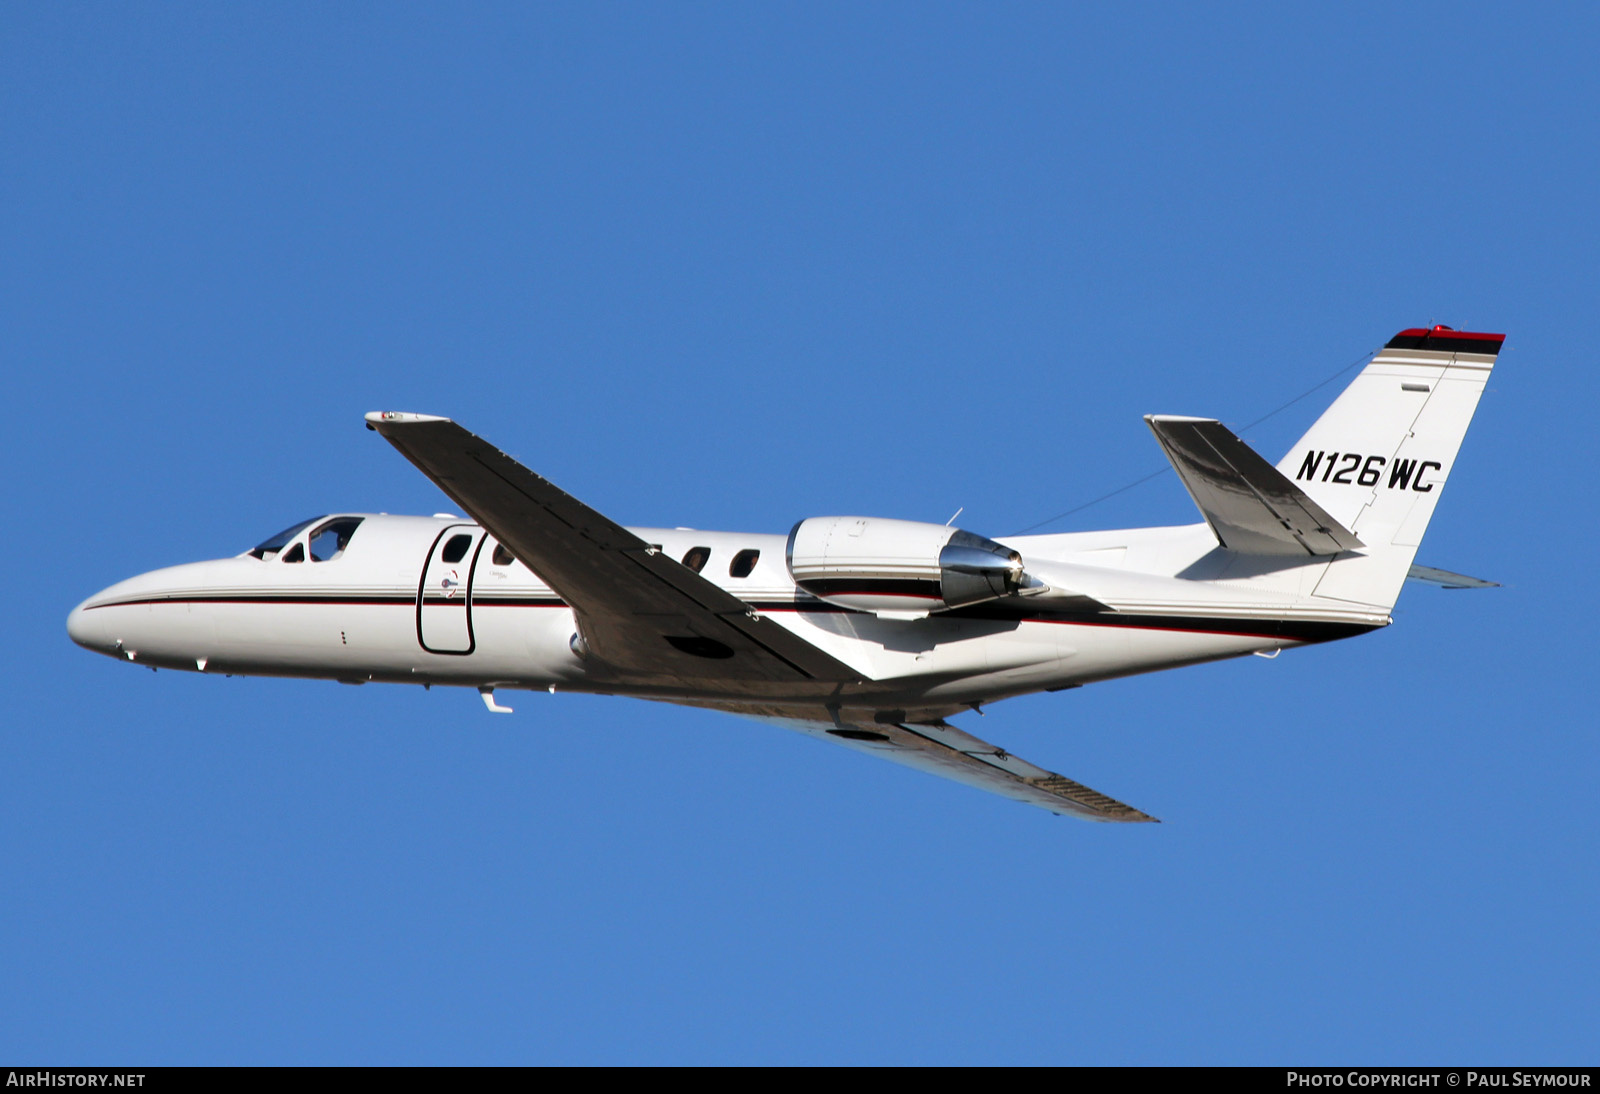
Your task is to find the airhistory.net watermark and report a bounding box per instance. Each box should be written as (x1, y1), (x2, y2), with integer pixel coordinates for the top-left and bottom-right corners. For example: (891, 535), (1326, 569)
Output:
(5, 1074), (145, 1088)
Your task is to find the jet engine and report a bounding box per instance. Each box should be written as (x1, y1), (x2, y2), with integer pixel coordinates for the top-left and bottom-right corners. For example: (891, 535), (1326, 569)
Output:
(785, 516), (1028, 617)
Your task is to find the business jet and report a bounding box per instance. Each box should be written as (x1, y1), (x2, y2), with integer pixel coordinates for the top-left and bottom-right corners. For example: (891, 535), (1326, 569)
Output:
(67, 326), (1502, 821)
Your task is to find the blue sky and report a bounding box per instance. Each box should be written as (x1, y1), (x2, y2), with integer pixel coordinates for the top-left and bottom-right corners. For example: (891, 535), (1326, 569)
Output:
(4, 3), (1596, 1064)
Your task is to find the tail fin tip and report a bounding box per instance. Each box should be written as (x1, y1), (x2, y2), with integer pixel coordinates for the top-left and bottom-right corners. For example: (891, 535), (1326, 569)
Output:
(1383, 325), (1505, 355)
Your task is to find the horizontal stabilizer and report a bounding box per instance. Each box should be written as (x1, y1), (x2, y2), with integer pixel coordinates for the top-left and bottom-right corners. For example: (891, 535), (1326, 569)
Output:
(1406, 564), (1500, 590)
(1145, 415), (1363, 557)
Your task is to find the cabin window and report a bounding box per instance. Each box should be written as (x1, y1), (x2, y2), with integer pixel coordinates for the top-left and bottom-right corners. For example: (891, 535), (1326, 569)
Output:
(308, 517), (364, 562)
(441, 534), (474, 564)
(248, 516), (322, 560)
(492, 544), (516, 567)
(729, 549), (760, 578)
(682, 546), (711, 573)
(281, 542), (305, 563)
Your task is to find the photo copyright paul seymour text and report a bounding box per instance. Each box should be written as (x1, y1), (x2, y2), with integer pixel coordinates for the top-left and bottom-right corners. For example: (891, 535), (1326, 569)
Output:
(1287, 1076), (1592, 1089)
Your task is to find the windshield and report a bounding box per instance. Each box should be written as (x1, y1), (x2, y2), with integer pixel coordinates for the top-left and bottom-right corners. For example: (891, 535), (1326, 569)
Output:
(247, 517), (324, 559)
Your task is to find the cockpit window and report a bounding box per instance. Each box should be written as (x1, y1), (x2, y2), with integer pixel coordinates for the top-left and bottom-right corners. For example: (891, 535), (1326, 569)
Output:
(440, 534), (474, 564)
(248, 517), (323, 560)
(308, 517), (364, 562)
(281, 542), (305, 563)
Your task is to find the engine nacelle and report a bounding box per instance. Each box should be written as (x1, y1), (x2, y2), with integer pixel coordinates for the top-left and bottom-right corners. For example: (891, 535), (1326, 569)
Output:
(786, 516), (1026, 617)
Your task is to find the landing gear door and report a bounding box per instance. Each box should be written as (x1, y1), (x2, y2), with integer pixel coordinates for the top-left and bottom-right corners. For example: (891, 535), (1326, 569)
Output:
(418, 525), (485, 654)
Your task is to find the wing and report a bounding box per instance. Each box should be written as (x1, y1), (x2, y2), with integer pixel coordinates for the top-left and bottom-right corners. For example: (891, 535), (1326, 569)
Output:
(1145, 415), (1363, 557)
(697, 701), (1157, 821)
(366, 412), (859, 685)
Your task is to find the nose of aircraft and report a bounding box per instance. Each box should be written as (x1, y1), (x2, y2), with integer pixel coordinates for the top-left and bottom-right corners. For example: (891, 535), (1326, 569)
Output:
(66, 594), (112, 654)
(67, 560), (221, 661)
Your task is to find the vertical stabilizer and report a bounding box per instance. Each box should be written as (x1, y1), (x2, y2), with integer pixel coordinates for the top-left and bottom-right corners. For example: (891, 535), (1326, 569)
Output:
(1275, 326), (1502, 611)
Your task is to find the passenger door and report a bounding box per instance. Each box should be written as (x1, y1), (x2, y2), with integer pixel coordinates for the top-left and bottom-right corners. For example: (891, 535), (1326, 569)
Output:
(417, 525), (485, 654)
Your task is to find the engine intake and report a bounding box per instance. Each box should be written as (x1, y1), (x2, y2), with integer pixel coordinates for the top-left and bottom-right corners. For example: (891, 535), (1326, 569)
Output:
(786, 516), (1026, 616)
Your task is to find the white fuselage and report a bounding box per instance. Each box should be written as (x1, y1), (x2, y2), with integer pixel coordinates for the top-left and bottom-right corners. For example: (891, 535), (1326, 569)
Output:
(67, 513), (1383, 722)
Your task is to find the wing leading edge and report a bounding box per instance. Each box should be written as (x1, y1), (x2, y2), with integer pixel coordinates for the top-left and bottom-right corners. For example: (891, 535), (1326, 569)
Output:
(365, 412), (859, 685)
(1144, 415), (1363, 557)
